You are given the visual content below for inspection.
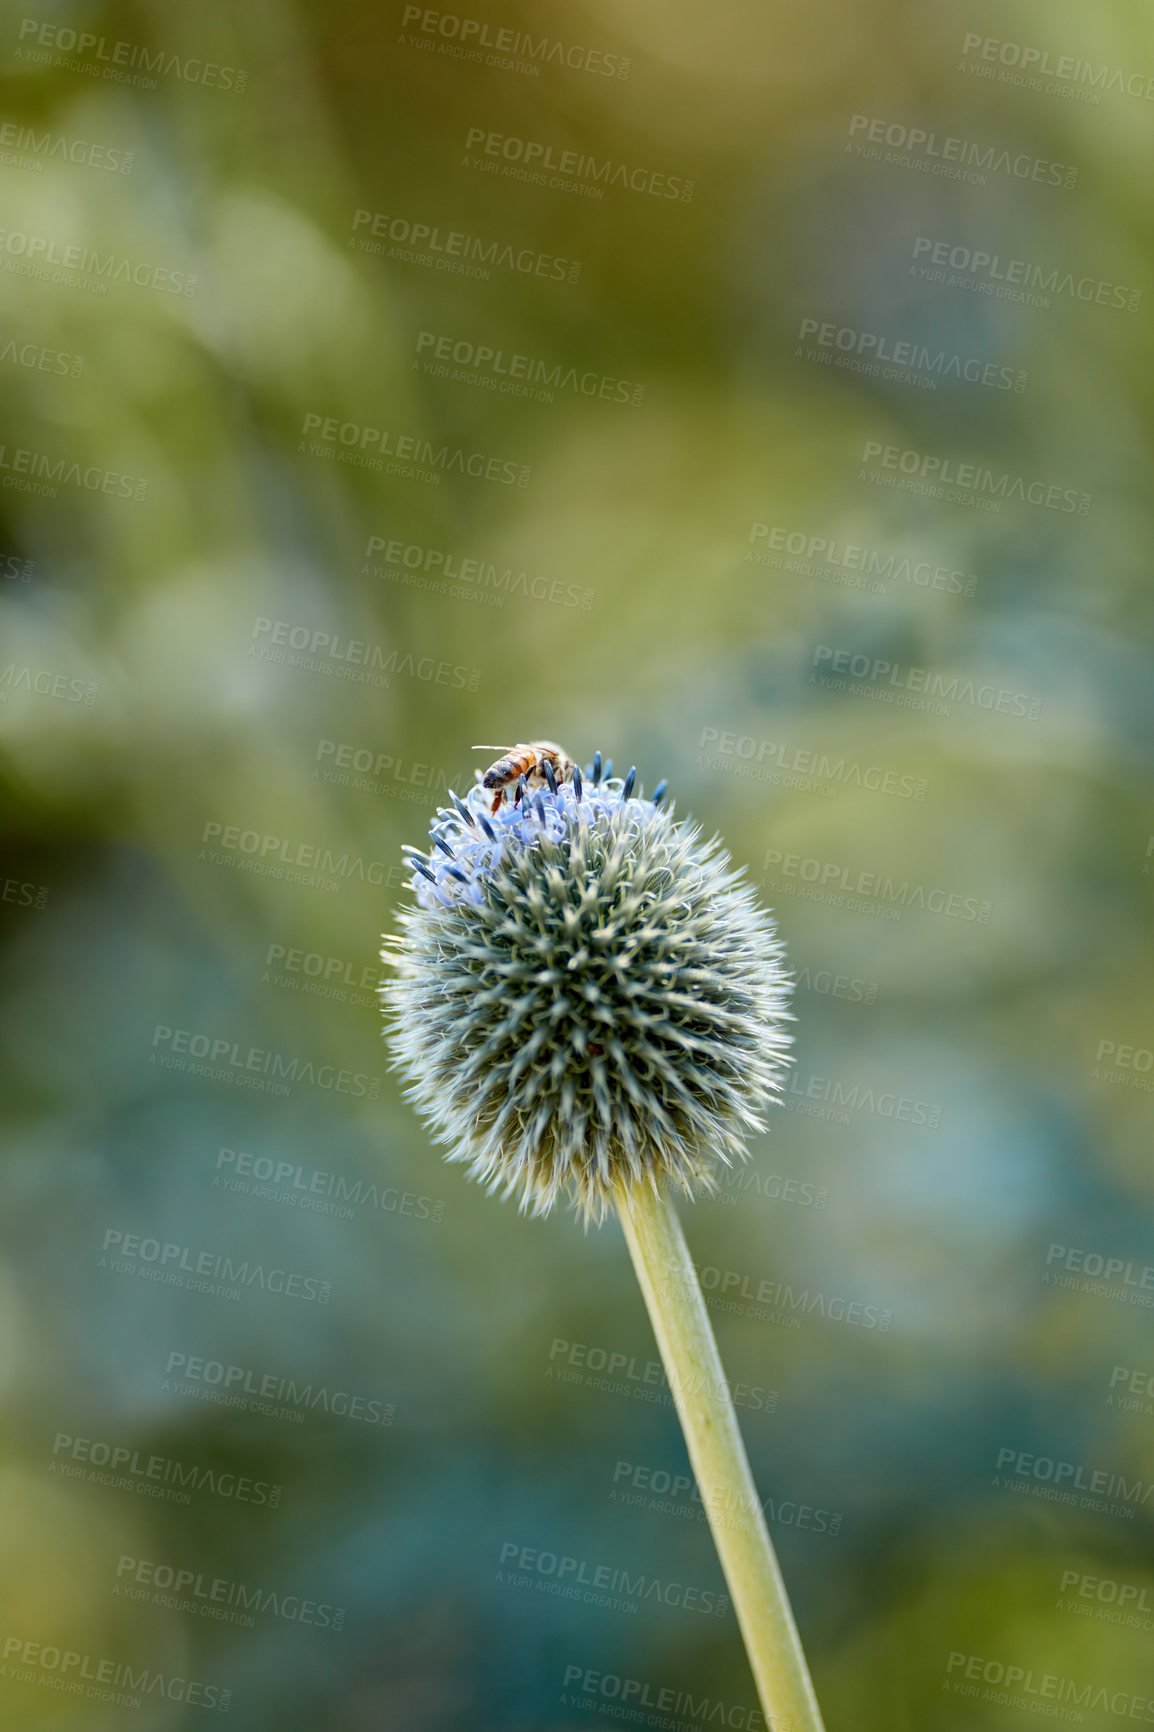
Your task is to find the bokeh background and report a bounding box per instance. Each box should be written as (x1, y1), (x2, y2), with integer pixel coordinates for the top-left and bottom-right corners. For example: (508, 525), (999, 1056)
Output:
(1, 0), (1153, 1726)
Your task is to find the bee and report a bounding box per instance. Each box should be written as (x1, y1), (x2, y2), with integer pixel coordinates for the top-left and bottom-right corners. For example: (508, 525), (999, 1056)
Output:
(473, 740), (576, 814)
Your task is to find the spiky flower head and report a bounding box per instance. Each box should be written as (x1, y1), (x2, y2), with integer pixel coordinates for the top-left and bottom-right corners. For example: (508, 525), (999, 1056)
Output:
(380, 754), (792, 1224)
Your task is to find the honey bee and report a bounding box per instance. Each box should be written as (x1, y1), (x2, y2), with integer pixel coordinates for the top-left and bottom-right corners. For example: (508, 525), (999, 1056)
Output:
(473, 740), (576, 814)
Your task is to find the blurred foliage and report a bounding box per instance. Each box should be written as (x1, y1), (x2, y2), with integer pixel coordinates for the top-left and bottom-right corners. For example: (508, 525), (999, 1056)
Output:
(0, 0), (1153, 1726)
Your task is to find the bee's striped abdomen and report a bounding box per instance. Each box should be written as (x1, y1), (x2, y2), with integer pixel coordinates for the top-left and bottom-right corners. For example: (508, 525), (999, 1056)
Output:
(482, 750), (532, 791)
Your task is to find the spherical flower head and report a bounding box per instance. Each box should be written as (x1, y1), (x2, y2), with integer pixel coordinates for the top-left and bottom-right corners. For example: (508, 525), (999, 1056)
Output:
(381, 759), (792, 1224)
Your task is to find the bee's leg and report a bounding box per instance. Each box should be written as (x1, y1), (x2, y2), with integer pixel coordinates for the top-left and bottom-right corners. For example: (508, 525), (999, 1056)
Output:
(490, 791), (504, 816)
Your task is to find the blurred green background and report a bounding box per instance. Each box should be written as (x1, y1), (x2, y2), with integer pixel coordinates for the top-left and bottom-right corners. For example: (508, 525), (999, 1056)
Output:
(1, 0), (1153, 1726)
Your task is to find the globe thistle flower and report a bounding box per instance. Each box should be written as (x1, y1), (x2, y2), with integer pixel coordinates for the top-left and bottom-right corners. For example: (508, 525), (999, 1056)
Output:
(380, 754), (792, 1224)
(380, 747), (824, 1732)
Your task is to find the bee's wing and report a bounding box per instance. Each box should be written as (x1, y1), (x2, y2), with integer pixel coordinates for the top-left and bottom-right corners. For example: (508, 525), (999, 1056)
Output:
(472, 744), (514, 752)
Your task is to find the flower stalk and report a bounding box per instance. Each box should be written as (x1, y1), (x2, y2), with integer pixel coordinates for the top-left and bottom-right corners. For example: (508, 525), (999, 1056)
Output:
(382, 749), (824, 1731)
(617, 1182), (825, 1732)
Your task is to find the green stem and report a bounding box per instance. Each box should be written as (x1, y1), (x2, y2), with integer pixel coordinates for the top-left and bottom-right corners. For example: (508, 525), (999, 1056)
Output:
(616, 1183), (826, 1732)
